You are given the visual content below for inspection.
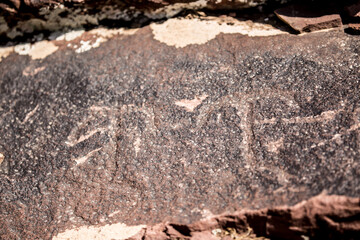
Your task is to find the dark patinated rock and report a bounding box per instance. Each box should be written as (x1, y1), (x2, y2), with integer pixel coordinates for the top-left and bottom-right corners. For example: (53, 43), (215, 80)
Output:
(0, 21), (359, 239)
(275, 4), (342, 32)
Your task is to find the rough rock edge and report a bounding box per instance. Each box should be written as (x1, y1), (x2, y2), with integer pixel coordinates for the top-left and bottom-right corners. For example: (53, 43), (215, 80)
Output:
(128, 194), (360, 240)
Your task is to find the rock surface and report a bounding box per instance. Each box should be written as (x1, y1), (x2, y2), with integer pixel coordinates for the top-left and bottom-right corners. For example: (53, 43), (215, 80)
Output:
(274, 4), (342, 32)
(0, 18), (359, 239)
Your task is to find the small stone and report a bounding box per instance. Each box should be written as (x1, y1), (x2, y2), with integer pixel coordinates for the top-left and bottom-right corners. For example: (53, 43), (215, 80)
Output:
(0, 153), (4, 165)
(275, 4), (342, 33)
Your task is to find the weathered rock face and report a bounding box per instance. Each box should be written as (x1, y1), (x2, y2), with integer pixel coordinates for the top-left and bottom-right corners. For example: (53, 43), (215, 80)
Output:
(0, 18), (359, 239)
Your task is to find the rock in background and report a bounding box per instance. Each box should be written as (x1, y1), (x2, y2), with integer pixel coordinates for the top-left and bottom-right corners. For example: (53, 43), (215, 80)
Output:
(1, 0), (291, 41)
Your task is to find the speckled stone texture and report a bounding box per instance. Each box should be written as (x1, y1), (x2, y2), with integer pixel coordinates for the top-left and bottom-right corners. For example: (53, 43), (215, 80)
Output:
(0, 27), (359, 239)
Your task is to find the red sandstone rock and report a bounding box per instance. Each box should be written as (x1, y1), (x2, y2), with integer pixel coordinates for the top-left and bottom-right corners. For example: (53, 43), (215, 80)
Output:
(131, 195), (360, 240)
(275, 4), (342, 32)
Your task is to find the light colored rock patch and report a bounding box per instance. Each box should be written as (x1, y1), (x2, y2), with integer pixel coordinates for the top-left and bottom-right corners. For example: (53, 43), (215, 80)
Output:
(266, 138), (284, 153)
(53, 222), (145, 240)
(67, 28), (138, 53)
(75, 38), (107, 53)
(134, 137), (141, 156)
(151, 18), (287, 48)
(74, 147), (102, 165)
(0, 46), (14, 62)
(56, 29), (85, 41)
(175, 95), (208, 112)
(0, 153), (4, 165)
(14, 41), (58, 59)
(88, 27), (138, 38)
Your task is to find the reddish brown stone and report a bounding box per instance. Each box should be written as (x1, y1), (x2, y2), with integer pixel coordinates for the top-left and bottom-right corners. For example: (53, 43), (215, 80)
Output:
(347, 23), (360, 34)
(132, 195), (360, 240)
(275, 4), (342, 32)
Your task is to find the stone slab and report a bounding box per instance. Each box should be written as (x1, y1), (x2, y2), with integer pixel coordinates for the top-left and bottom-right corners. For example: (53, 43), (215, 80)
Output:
(0, 21), (359, 239)
(275, 4), (342, 32)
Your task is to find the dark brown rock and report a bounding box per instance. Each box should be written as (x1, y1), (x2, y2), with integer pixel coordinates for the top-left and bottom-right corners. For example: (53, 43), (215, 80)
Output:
(275, 4), (342, 32)
(0, 22), (359, 239)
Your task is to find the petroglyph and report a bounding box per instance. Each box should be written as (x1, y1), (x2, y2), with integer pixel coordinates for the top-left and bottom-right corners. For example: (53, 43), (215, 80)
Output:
(21, 104), (39, 124)
(314, 108), (360, 148)
(281, 109), (339, 124)
(194, 89), (358, 184)
(66, 128), (108, 147)
(66, 103), (159, 166)
(74, 147), (102, 165)
(175, 95), (208, 112)
(196, 90), (295, 166)
(66, 105), (118, 165)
